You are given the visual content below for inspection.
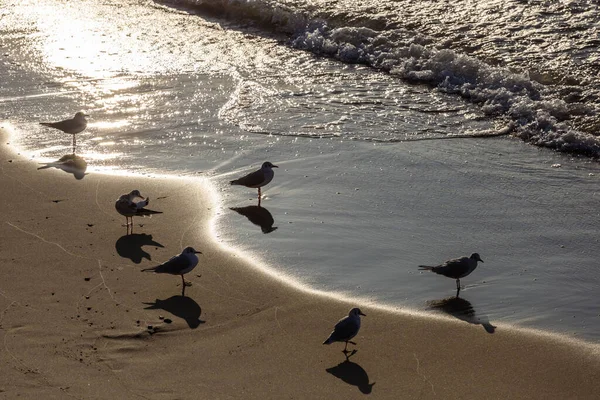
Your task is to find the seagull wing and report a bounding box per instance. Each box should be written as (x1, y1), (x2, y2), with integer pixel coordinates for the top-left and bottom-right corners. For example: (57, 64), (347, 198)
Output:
(230, 168), (265, 187)
(115, 198), (137, 217)
(435, 256), (471, 278)
(326, 316), (359, 343)
(145, 254), (190, 275)
(40, 118), (85, 134)
(135, 207), (162, 216)
(40, 119), (71, 130)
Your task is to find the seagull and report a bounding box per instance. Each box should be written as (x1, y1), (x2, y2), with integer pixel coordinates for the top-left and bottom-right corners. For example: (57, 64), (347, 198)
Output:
(115, 190), (162, 234)
(40, 112), (89, 153)
(230, 161), (278, 204)
(419, 253), (484, 297)
(323, 308), (366, 354)
(141, 247), (202, 294)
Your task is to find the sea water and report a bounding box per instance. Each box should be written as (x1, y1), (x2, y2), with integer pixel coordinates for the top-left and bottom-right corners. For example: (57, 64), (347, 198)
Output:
(1, 0), (600, 341)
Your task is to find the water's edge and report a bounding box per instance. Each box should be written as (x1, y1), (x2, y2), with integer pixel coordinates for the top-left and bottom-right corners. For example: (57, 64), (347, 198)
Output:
(4, 125), (599, 354)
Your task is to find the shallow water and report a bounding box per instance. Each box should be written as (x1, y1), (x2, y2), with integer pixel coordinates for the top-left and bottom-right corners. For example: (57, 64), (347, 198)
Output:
(1, 0), (600, 342)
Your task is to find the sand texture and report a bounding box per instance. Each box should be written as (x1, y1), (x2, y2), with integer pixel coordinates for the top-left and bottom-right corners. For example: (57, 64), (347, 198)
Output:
(0, 131), (599, 399)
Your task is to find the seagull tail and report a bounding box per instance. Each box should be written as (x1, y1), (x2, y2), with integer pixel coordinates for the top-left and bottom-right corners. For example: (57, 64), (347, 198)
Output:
(323, 335), (334, 345)
(418, 265), (434, 271)
(230, 179), (240, 185)
(141, 266), (157, 272)
(40, 122), (55, 128)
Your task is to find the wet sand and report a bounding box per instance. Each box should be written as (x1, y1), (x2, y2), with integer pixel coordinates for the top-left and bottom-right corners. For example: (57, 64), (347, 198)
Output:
(0, 128), (599, 399)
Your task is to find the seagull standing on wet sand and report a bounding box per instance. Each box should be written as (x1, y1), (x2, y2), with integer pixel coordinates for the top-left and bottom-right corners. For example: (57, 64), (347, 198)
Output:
(419, 253), (484, 297)
(323, 308), (366, 355)
(230, 161), (278, 204)
(115, 190), (162, 234)
(40, 112), (89, 153)
(142, 247), (202, 295)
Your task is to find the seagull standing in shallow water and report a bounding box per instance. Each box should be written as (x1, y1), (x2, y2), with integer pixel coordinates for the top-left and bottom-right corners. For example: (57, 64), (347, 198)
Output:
(323, 308), (366, 355)
(419, 253), (484, 297)
(115, 190), (162, 234)
(230, 161), (278, 204)
(142, 247), (202, 295)
(40, 112), (89, 153)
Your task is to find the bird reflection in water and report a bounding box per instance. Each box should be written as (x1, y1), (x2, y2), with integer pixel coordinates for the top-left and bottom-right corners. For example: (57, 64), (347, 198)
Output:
(427, 296), (495, 333)
(143, 295), (204, 329)
(37, 154), (88, 180)
(326, 354), (375, 394)
(230, 205), (278, 234)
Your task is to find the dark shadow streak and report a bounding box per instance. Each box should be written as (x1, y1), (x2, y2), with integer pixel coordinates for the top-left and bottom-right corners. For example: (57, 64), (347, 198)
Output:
(115, 233), (164, 264)
(143, 295), (204, 329)
(326, 355), (375, 394)
(230, 205), (278, 234)
(37, 154), (88, 180)
(427, 296), (496, 333)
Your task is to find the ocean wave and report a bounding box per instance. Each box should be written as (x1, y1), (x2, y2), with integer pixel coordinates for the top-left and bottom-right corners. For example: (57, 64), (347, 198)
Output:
(157, 0), (600, 157)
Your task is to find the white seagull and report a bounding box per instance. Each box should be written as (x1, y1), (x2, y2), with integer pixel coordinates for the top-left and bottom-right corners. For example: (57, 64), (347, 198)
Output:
(419, 253), (484, 297)
(323, 308), (366, 354)
(115, 190), (162, 234)
(142, 247), (202, 294)
(230, 161), (278, 204)
(40, 112), (89, 153)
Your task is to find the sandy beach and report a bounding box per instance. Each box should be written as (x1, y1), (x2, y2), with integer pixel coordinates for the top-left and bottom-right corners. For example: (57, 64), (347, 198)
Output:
(0, 128), (599, 399)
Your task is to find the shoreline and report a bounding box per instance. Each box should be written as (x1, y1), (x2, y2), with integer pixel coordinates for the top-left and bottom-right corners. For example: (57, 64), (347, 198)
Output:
(2, 126), (600, 398)
(213, 213), (600, 353)
(4, 0), (599, 345)
(7, 125), (600, 352)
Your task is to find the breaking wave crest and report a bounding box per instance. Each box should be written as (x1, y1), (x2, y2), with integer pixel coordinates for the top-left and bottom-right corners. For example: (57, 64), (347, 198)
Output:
(158, 0), (600, 157)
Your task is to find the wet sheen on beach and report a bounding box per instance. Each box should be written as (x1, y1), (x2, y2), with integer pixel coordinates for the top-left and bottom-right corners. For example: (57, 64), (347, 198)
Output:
(1, 0), (600, 345)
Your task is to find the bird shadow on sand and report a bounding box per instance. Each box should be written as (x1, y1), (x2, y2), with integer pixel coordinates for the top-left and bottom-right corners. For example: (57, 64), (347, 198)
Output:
(326, 353), (375, 394)
(37, 154), (88, 180)
(115, 233), (164, 264)
(230, 205), (278, 234)
(143, 295), (204, 329)
(427, 296), (496, 333)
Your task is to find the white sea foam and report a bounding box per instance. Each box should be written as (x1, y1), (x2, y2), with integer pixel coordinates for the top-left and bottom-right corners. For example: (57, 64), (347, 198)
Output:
(162, 0), (600, 157)
(292, 25), (600, 155)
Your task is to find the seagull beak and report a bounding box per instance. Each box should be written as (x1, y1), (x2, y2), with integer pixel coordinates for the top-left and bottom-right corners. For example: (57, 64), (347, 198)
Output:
(480, 259), (484, 263)
(194, 251), (203, 254)
(272, 165), (279, 168)
(359, 311), (366, 316)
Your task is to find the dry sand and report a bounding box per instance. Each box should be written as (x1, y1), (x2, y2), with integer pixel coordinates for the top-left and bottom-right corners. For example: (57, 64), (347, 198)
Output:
(0, 129), (599, 399)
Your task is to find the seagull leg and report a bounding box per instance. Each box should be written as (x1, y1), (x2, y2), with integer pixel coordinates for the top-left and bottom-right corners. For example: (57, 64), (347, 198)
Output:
(258, 187), (262, 205)
(342, 340), (349, 354)
(181, 274), (192, 287)
(72, 135), (76, 154)
(456, 279), (461, 297)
